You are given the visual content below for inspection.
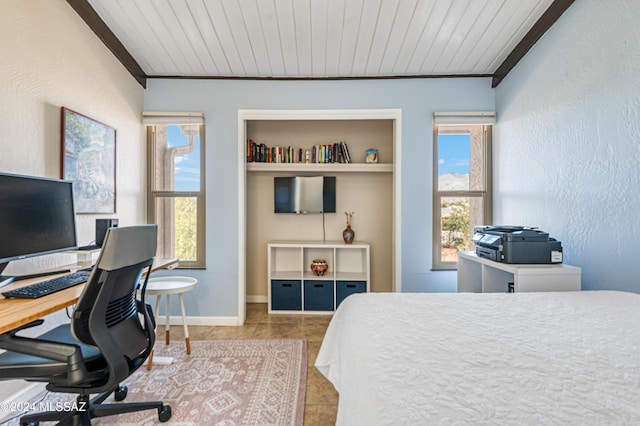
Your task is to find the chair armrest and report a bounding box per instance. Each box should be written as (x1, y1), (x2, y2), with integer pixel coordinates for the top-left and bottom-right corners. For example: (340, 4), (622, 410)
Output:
(0, 330), (80, 363)
(6, 319), (45, 335)
(0, 319), (72, 359)
(0, 325), (92, 385)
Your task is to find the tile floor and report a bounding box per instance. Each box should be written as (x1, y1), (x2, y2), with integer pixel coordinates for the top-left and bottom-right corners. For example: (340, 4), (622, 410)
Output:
(156, 303), (338, 425)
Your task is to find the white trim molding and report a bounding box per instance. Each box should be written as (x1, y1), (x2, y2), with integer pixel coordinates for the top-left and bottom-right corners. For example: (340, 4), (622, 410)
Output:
(433, 111), (496, 125)
(156, 315), (242, 327)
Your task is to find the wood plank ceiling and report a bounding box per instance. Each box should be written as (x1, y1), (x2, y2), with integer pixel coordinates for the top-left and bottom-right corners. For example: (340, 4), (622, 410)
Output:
(70, 0), (575, 88)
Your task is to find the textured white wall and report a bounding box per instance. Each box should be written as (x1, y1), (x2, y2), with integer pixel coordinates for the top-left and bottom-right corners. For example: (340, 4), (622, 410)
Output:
(0, 0), (145, 401)
(0, 1), (145, 276)
(494, 0), (640, 291)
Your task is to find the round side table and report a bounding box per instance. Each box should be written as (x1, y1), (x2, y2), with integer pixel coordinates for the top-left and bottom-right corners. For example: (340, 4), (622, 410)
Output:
(144, 276), (197, 369)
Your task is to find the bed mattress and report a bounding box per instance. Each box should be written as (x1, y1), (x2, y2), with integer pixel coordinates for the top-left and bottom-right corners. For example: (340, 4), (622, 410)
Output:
(315, 291), (640, 425)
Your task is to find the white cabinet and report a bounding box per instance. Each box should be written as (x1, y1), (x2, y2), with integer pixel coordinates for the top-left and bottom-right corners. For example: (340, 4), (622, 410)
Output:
(268, 241), (370, 313)
(457, 251), (581, 293)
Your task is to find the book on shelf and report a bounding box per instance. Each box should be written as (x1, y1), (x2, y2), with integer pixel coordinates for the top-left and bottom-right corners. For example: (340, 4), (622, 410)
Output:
(340, 141), (351, 163)
(246, 139), (352, 164)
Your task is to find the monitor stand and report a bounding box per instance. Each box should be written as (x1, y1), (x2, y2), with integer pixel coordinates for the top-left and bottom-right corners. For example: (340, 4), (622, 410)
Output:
(0, 263), (14, 288)
(0, 262), (71, 288)
(0, 275), (14, 288)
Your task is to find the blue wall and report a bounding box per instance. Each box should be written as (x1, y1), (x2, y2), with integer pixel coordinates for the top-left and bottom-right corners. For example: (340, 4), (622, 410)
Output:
(494, 0), (640, 291)
(144, 78), (495, 318)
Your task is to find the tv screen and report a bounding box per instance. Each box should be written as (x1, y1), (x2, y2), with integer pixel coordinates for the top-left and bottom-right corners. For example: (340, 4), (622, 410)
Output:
(274, 176), (336, 214)
(0, 173), (78, 271)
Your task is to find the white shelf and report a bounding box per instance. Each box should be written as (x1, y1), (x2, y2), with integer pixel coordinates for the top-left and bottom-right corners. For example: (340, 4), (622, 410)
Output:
(269, 240), (370, 248)
(246, 163), (392, 173)
(268, 241), (370, 313)
(66, 248), (100, 263)
(335, 271), (368, 281)
(457, 251), (581, 293)
(270, 271), (301, 280)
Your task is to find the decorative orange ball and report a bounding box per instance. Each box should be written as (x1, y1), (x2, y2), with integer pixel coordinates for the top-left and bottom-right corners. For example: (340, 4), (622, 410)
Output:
(310, 259), (328, 276)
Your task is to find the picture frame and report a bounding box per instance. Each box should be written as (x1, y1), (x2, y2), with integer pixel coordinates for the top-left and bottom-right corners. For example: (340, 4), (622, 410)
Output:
(61, 107), (116, 214)
(365, 148), (379, 164)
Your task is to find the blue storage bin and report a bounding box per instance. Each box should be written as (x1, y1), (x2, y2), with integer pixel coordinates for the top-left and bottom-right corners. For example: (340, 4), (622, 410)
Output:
(336, 280), (366, 308)
(271, 280), (302, 310)
(304, 280), (334, 311)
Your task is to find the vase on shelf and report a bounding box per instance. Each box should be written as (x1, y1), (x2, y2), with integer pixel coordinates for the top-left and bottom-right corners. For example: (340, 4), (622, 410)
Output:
(343, 211), (355, 244)
(342, 225), (355, 244)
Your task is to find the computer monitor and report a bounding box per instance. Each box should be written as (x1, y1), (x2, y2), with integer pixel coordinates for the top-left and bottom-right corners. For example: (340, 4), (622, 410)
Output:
(274, 176), (337, 214)
(0, 173), (78, 283)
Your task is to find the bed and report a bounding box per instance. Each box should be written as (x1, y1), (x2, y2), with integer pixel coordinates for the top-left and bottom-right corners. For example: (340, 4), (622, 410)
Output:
(315, 291), (640, 425)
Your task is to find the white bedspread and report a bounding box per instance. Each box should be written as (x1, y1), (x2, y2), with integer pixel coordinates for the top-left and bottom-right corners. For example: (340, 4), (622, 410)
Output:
(315, 291), (640, 425)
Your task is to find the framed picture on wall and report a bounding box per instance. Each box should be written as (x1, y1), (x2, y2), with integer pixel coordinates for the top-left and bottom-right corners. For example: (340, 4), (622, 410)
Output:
(61, 107), (116, 214)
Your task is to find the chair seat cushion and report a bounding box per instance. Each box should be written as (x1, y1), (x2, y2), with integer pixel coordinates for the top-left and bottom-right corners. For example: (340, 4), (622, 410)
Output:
(0, 324), (103, 381)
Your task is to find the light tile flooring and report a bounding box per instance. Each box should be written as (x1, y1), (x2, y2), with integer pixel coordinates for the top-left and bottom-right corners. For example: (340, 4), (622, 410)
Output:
(156, 303), (338, 425)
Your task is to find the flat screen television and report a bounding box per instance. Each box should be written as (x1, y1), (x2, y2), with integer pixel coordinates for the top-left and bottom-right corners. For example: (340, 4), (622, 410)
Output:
(0, 173), (78, 283)
(274, 176), (336, 214)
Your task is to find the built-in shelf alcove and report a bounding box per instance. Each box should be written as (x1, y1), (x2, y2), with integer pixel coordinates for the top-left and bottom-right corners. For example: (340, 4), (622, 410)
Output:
(237, 109), (401, 323)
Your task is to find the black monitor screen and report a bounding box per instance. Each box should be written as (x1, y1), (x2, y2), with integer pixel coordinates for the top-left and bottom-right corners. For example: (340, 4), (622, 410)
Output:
(274, 176), (336, 214)
(0, 173), (77, 265)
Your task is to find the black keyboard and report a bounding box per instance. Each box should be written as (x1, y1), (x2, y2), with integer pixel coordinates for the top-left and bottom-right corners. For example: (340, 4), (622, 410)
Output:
(1, 270), (92, 299)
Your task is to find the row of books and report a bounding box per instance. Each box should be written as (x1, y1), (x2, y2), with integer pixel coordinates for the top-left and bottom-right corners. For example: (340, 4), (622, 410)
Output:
(247, 139), (352, 164)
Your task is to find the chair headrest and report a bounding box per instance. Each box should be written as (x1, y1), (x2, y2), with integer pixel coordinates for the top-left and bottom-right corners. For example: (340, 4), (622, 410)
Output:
(96, 225), (158, 271)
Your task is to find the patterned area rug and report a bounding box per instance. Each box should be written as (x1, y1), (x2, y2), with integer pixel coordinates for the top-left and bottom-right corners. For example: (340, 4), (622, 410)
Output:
(2, 339), (307, 426)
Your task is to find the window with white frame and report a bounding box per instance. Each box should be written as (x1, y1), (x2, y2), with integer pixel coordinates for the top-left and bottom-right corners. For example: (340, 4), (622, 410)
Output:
(144, 112), (206, 268)
(432, 112), (494, 270)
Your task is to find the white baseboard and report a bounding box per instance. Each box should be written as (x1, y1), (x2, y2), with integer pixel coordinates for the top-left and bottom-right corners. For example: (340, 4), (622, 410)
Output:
(153, 296), (266, 326)
(246, 295), (268, 303)
(155, 315), (241, 326)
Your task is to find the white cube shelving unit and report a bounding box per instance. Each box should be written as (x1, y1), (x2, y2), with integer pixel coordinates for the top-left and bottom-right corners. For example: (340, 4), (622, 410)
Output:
(268, 241), (370, 314)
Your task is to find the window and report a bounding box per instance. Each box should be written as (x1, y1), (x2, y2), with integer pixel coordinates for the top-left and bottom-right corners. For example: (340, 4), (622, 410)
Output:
(433, 112), (493, 269)
(145, 113), (205, 268)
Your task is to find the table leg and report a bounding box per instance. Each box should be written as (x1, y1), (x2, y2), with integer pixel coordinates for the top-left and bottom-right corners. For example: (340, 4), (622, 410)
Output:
(146, 351), (154, 370)
(165, 294), (170, 345)
(154, 295), (161, 329)
(179, 293), (190, 354)
(147, 295), (162, 370)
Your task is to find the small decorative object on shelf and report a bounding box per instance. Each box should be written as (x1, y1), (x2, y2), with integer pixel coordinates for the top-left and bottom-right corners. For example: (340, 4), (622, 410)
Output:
(365, 149), (379, 163)
(343, 211), (355, 244)
(311, 259), (328, 276)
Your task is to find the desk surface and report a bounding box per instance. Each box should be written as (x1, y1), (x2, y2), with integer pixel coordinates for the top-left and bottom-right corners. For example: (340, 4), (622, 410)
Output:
(0, 258), (178, 334)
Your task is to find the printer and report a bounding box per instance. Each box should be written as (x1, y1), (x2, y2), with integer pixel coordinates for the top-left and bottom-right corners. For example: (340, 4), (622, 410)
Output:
(471, 226), (563, 264)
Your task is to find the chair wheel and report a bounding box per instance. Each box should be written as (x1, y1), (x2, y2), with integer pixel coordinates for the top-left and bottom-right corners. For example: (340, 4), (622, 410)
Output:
(158, 405), (172, 422)
(114, 385), (128, 401)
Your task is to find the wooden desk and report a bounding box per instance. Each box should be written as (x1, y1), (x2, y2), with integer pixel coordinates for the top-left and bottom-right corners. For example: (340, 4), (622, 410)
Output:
(0, 258), (178, 334)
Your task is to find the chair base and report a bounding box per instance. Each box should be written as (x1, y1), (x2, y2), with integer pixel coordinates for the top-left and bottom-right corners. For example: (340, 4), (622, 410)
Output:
(18, 385), (171, 425)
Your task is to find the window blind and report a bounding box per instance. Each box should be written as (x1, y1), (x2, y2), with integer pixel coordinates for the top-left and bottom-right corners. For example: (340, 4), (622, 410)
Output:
(433, 111), (496, 125)
(142, 111), (204, 126)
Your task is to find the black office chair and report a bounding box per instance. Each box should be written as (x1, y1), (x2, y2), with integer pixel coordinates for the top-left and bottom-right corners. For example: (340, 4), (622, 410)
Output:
(0, 225), (171, 425)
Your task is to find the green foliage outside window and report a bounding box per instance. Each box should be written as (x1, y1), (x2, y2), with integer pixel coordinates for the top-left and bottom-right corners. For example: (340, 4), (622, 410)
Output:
(175, 197), (197, 261)
(442, 201), (470, 250)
